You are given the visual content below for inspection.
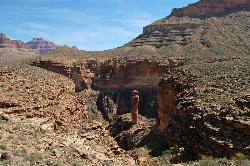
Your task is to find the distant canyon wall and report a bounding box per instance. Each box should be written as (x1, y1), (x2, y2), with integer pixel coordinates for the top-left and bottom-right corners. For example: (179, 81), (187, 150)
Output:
(0, 33), (58, 54)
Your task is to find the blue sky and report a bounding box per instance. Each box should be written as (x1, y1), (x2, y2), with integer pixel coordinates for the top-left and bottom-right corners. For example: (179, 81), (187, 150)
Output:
(0, 0), (198, 51)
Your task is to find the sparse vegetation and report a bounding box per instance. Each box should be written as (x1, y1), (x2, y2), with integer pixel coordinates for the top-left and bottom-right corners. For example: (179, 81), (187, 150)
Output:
(14, 148), (27, 157)
(0, 144), (7, 150)
(24, 153), (43, 163)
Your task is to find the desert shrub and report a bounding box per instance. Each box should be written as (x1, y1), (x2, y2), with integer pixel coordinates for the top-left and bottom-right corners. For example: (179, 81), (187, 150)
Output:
(0, 144), (7, 150)
(232, 153), (247, 160)
(14, 148), (27, 157)
(52, 160), (63, 166)
(66, 159), (81, 166)
(232, 153), (250, 166)
(24, 153), (43, 163)
(198, 159), (220, 166)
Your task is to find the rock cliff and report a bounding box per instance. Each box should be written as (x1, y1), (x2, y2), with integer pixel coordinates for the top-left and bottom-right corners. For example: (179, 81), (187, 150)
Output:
(170, 0), (250, 18)
(0, 33), (13, 48)
(157, 61), (250, 161)
(33, 45), (250, 162)
(26, 38), (58, 54)
(0, 33), (58, 58)
(11, 40), (28, 49)
(125, 1), (250, 61)
(0, 33), (28, 49)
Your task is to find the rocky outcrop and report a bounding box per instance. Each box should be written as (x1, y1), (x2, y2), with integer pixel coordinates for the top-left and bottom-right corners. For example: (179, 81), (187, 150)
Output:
(2, 0), (250, 165)
(97, 93), (118, 121)
(108, 113), (166, 151)
(35, 51), (250, 162)
(157, 69), (250, 162)
(0, 33), (27, 49)
(26, 38), (58, 54)
(93, 58), (170, 89)
(0, 33), (27, 48)
(34, 60), (93, 92)
(170, 0), (250, 19)
(157, 76), (177, 131)
(125, 11), (250, 62)
(11, 40), (28, 49)
(86, 58), (170, 119)
(0, 33), (58, 55)
(0, 33), (13, 48)
(35, 58), (170, 119)
(131, 90), (140, 125)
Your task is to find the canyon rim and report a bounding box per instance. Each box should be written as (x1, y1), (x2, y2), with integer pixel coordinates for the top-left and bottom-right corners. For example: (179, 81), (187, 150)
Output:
(0, 0), (250, 165)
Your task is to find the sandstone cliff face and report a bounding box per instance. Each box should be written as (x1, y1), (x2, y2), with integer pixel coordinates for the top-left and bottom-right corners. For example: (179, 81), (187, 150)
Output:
(34, 57), (170, 120)
(125, 11), (250, 62)
(0, 34), (58, 58)
(0, 33), (14, 48)
(26, 38), (58, 54)
(171, 0), (250, 18)
(0, 33), (28, 49)
(93, 58), (170, 89)
(157, 76), (177, 131)
(11, 40), (28, 49)
(34, 53), (250, 162)
(157, 60), (250, 161)
(35, 60), (93, 92)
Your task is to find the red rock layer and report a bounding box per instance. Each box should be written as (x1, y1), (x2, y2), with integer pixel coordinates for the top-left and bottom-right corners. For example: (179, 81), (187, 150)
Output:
(26, 38), (58, 54)
(0, 33), (13, 48)
(0, 33), (58, 54)
(170, 0), (250, 18)
(11, 40), (28, 49)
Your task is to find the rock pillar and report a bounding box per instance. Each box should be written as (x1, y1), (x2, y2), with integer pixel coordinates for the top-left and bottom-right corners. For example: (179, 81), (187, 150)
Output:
(131, 90), (140, 125)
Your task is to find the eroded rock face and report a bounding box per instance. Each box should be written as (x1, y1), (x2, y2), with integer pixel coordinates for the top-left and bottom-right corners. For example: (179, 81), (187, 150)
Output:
(157, 76), (177, 131)
(97, 93), (117, 121)
(131, 90), (140, 125)
(170, 0), (250, 18)
(34, 56), (250, 162)
(0, 33), (27, 48)
(125, 12), (250, 62)
(11, 40), (28, 49)
(0, 33), (13, 48)
(108, 113), (164, 151)
(26, 38), (58, 54)
(157, 71), (250, 162)
(93, 58), (170, 89)
(35, 58), (169, 119)
(0, 33), (58, 56)
(34, 60), (93, 92)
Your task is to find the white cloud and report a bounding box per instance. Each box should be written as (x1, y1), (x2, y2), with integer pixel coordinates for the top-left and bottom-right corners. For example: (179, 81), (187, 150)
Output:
(27, 22), (53, 31)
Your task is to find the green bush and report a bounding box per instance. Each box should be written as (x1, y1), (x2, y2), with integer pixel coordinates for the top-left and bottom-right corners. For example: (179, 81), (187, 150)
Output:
(199, 159), (219, 166)
(24, 153), (43, 163)
(0, 144), (7, 150)
(52, 160), (63, 166)
(14, 148), (27, 157)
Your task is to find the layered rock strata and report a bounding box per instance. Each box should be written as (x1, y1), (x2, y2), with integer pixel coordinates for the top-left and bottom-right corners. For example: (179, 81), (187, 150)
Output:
(170, 0), (250, 18)
(0, 33), (58, 55)
(35, 57), (250, 161)
(0, 33), (12, 48)
(26, 38), (58, 54)
(125, 10), (250, 62)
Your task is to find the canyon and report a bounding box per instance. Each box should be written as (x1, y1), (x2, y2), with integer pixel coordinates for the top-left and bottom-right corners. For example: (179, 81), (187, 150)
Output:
(33, 50), (249, 163)
(0, 0), (250, 165)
